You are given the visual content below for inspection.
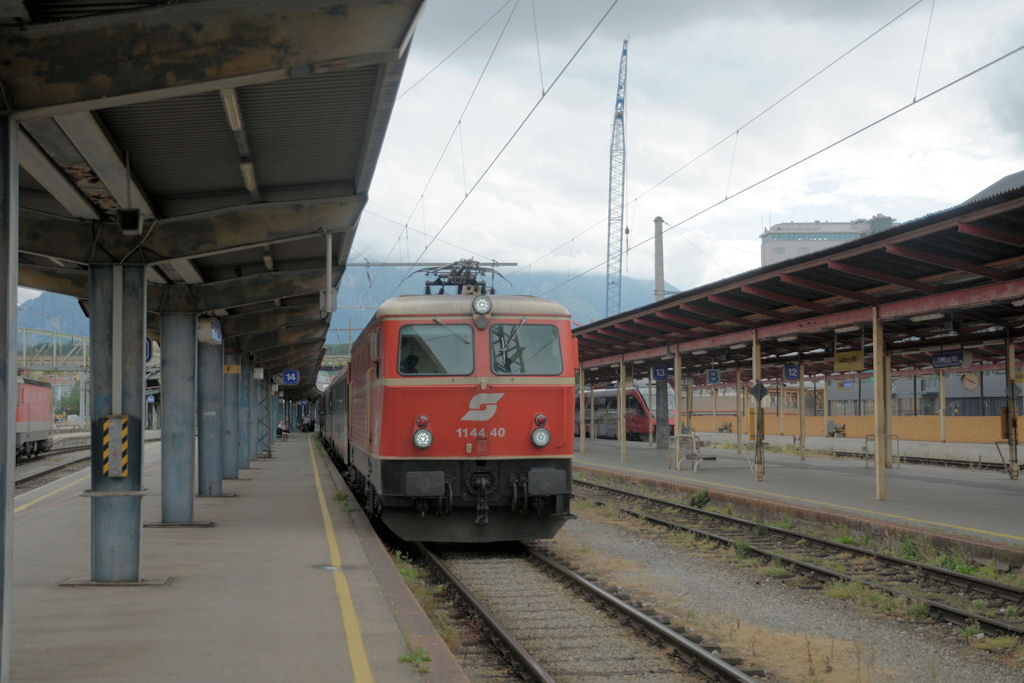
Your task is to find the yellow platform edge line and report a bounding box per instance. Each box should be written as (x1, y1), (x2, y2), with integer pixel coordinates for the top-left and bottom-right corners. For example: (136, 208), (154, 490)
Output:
(576, 458), (1024, 543)
(308, 436), (374, 683)
(15, 475), (89, 514)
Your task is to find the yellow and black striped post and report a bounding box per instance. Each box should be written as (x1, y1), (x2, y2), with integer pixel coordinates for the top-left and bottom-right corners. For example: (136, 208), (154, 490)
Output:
(103, 415), (129, 478)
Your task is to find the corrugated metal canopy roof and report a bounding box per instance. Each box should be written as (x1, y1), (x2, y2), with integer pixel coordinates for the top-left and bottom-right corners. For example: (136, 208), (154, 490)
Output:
(3, 0), (425, 397)
(575, 182), (1024, 384)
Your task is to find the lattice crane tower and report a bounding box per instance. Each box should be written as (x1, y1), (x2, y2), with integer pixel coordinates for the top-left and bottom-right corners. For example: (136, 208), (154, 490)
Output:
(605, 38), (628, 317)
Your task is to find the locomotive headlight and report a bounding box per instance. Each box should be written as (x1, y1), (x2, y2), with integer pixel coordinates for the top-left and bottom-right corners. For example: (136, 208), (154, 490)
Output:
(412, 428), (433, 449)
(471, 294), (492, 315)
(530, 427), (551, 448)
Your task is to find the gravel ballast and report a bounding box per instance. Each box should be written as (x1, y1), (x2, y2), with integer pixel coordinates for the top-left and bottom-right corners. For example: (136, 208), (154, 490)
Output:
(535, 507), (1023, 682)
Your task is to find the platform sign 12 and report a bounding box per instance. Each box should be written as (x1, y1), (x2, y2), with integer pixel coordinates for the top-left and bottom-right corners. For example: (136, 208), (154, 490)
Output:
(282, 369), (300, 385)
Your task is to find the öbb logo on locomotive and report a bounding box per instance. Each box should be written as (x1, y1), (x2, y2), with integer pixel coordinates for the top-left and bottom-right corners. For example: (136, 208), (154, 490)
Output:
(460, 392), (505, 421)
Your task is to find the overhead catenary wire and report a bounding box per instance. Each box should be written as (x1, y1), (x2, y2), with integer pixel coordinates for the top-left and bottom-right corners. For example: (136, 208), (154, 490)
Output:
(536, 41), (1024, 300)
(513, 0), (925, 279)
(398, 0), (520, 231)
(396, 0), (514, 101)
(913, 0), (937, 102)
(412, 0), (621, 264)
(363, 210), (499, 263)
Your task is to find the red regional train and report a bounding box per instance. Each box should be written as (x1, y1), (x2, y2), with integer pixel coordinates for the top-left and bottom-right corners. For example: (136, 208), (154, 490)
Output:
(575, 386), (676, 440)
(321, 268), (576, 542)
(17, 377), (54, 459)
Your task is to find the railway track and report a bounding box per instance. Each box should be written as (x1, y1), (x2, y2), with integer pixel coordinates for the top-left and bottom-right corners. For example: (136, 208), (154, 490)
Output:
(15, 447), (90, 489)
(417, 542), (761, 682)
(574, 478), (1024, 638)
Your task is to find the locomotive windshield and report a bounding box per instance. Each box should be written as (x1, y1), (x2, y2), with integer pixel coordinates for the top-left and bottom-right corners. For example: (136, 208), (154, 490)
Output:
(398, 323), (473, 375)
(490, 323), (562, 375)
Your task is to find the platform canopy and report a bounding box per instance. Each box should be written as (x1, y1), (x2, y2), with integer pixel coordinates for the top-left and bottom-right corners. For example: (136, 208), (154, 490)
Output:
(2, 0), (424, 397)
(574, 183), (1024, 383)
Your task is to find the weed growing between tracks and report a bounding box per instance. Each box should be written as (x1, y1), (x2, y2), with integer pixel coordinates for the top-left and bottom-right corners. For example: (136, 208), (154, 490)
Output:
(391, 551), (461, 653)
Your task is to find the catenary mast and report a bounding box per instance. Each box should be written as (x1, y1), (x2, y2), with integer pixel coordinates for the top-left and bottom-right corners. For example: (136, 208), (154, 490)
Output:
(605, 39), (628, 316)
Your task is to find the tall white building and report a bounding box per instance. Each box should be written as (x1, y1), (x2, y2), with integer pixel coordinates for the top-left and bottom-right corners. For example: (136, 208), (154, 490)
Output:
(760, 214), (894, 266)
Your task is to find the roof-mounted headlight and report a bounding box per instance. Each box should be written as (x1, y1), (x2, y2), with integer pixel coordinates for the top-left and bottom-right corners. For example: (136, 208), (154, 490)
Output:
(472, 294), (492, 315)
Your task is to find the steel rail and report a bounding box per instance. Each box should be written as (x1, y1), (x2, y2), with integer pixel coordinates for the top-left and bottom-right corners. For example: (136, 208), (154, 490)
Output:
(15, 455), (90, 487)
(415, 542), (555, 683)
(527, 547), (758, 682)
(575, 479), (1024, 637)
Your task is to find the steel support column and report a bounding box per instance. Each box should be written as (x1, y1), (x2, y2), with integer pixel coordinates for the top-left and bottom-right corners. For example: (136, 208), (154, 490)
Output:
(872, 307), (888, 500)
(798, 359), (806, 460)
(618, 359), (626, 461)
(589, 388), (595, 443)
(222, 353), (240, 479)
(939, 370), (947, 442)
(577, 368), (585, 454)
(735, 371), (742, 454)
(238, 358), (252, 469)
(160, 313), (196, 522)
(655, 368), (668, 449)
(673, 350), (681, 465)
(0, 113), (18, 683)
(88, 264), (146, 582)
(752, 332), (763, 482)
(1006, 334), (1019, 480)
(197, 338), (224, 495)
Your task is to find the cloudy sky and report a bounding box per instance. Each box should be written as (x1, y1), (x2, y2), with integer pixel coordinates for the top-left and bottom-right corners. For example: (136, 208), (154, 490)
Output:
(350, 0), (1024, 298)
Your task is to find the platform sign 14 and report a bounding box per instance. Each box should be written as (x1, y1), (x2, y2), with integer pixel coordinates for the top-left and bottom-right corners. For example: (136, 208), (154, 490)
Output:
(282, 369), (300, 385)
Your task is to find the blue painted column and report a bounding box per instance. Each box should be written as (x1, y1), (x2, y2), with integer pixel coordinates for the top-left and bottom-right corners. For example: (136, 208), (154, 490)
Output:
(160, 313), (197, 522)
(222, 352), (240, 479)
(197, 335), (223, 496)
(89, 264), (146, 582)
(0, 113), (19, 681)
(238, 358), (252, 469)
(252, 374), (261, 463)
(249, 374), (260, 464)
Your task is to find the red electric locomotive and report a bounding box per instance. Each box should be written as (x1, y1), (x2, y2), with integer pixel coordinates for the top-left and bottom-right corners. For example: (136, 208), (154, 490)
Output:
(17, 377), (54, 459)
(322, 263), (576, 542)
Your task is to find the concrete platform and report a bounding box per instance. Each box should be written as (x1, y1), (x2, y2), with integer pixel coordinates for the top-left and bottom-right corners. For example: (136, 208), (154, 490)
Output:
(11, 434), (466, 682)
(574, 437), (1024, 557)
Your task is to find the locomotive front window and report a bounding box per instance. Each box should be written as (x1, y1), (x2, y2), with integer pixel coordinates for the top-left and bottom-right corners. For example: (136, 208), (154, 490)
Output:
(398, 324), (473, 375)
(490, 323), (562, 375)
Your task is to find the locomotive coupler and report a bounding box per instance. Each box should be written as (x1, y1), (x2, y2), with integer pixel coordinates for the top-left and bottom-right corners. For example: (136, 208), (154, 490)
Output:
(470, 473), (493, 526)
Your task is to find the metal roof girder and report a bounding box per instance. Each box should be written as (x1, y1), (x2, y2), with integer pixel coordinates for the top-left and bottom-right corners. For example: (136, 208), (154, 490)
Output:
(956, 221), (1024, 247)
(778, 272), (880, 305)
(883, 243), (1009, 281)
(739, 283), (831, 313)
(706, 294), (797, 321)
(151, 267), (325, 314)
(826, 260), (936, 293)
(653, 309), (726, 332)
(221, 305), (323, 339)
